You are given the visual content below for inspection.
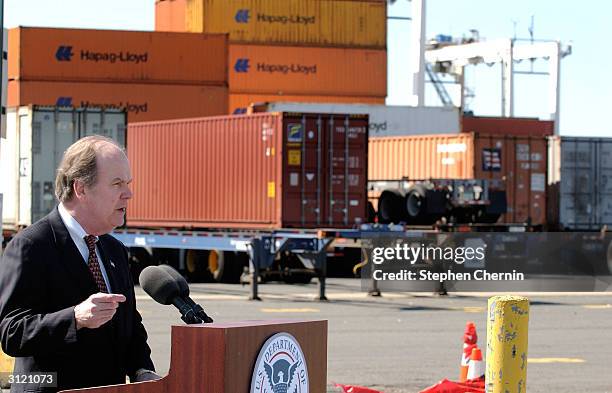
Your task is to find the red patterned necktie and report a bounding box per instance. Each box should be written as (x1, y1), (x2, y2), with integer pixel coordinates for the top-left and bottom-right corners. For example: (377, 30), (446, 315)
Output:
(84, 235), (108, 293)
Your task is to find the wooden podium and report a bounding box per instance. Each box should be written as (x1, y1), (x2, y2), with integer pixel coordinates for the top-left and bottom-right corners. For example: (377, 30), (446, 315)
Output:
(61, 319), (327, 393)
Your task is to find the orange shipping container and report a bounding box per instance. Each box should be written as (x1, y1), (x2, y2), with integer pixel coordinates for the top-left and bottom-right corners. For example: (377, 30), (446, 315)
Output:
(229, 44), (387, 97)
(158, 0), (386, 48)
(127, 113), (369, 229)
(368, 133), (548, 225)
(155, 0), (187, 32)
(9, 80), (228, 122)
(9, 27), (228, 85)
(230, 93), (386, 114)
(462, 116), (555, 137)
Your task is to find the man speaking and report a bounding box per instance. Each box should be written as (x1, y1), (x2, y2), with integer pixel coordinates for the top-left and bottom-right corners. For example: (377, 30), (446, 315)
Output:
(0, 136), (159, 392)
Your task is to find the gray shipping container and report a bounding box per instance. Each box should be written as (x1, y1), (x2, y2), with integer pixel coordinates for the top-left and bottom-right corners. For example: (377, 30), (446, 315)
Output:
(1, 106), (126, 229)
(548, 136), (612, 230)
(249, 103), (460, 137)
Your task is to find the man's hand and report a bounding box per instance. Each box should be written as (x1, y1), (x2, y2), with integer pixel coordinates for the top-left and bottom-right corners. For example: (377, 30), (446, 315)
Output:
(132, 369), (162, 382)
(74, 293), (126, 330)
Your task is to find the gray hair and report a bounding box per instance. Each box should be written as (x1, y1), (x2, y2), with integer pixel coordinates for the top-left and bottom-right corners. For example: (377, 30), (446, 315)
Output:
(55, 135), (124, 203)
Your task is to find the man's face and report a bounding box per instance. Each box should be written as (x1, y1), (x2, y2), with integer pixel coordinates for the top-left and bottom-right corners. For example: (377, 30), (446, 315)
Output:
(81, 144), (133, 235)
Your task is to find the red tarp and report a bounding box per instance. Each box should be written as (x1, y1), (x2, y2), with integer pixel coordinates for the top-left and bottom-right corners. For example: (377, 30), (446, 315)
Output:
(335, 383), (384, 393)
(419, 378), (485, 393)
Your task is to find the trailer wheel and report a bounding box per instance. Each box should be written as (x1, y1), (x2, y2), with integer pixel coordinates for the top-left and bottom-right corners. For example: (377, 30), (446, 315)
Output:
(207, 250), (224, 282)
(405, 185), (426, 219)
(206, 250), (248, 283)
(405, 184), (436, 224)
(405, 185), (446, 225)
(377, 189), (405, 224)
(185, 250), (208, 283)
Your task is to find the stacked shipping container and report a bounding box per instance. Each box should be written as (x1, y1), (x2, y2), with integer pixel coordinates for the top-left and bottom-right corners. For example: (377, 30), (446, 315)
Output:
(1, 106), (126, 228)
(248, 102), (461, 138)
(8, 27), (229, 121)
(155, 0), (387, 113)
(231, 95), (385, 114)
(462, 116), (555, 137)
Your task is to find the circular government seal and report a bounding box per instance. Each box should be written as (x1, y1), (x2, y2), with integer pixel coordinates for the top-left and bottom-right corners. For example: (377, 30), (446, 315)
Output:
(250, 332), (309, 393)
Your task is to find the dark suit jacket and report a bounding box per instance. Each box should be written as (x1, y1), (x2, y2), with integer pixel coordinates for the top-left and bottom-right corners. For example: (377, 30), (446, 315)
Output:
(0, 208), (154, 392)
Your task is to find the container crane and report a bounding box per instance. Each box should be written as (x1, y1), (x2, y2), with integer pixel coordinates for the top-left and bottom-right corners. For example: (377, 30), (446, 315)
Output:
(407, 0), (572, 135)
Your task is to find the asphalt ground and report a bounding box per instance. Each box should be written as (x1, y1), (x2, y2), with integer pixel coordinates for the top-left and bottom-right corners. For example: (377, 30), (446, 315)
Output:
(2, 279), (610, 393)
(134, 279), (611, 393)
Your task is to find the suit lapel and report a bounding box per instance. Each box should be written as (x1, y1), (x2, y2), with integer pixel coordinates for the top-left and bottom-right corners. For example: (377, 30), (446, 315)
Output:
(48, 207), (98, 296)
(97, 237), (120, 294)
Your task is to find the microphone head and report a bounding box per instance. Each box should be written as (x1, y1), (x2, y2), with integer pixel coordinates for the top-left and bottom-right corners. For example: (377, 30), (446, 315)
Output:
(139, 266), (180, 305)
(158, 264), (190, 297)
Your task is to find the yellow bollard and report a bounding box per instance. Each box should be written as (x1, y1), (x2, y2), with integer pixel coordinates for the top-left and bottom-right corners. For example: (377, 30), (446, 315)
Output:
(486, 296), (529, 393)
(0, 347), (15, 388)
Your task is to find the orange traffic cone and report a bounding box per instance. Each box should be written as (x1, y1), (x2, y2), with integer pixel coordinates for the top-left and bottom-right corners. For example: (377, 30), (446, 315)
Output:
(459, 322), (478, 382)
(463, 322), (478, 345)
(466, 347), (485, 381)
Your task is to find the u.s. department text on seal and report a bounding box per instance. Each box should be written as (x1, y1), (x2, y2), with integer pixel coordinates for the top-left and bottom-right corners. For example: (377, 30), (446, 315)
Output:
(250, 332), (309, 393)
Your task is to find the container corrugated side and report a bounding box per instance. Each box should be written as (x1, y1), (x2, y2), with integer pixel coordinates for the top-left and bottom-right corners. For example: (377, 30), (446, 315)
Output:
(9, 27), (228, 85)
(128, 114), (283, 229)
(0, 106), (126, 228)
(462, 116), (554, 137)
(368, 134), (475, 180)
(548, 136), (612, 230)
(127, 112), (368, 229)
(229, 44), (386, 97)
(253, 103), (459, 137)
(368, 133), (548, 225)
(155, 0), (187, 32)
(8, 80), (228, 122)
(230, 94), (386, 115)
(185, 0), (386, 48)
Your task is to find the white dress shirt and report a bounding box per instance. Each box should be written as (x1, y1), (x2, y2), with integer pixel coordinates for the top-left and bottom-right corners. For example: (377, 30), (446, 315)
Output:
(58, 203), (112, 292)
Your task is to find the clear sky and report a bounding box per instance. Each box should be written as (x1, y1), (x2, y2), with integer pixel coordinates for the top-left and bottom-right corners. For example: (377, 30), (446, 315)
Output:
(4, 0), (611, 136)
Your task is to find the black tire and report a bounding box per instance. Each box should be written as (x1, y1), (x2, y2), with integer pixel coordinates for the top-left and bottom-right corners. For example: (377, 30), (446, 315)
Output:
(405, 185), (426, 220)
(405, 185), (447, 225)
(184, 250), (210, 283)
(377, 189), (405, 224)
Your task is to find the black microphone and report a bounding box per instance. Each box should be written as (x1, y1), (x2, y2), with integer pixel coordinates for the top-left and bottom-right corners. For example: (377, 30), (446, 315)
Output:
(158, 264), (214, 323)
(139, 266), (203, 324)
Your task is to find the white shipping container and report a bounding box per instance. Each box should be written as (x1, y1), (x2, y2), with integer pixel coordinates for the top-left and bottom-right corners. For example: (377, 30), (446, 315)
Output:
(1, 106), (126, 229)
(250, 103), (460, 137)
(2, 29), (7, 138)
(548, 136), (612, 230)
